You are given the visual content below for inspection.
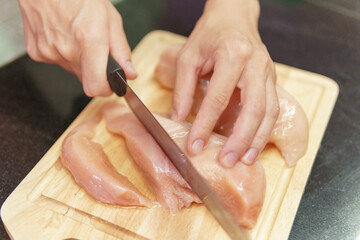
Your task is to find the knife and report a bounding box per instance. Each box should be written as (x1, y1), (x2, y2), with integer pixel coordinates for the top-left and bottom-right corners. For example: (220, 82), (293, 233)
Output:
(106, 55), (249, 240)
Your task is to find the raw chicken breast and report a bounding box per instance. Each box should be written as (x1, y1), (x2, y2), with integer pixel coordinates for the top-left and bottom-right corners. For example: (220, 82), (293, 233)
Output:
(61, 116), (152, 207)
(102, 102), (266, 228)
(270, 86), (309, 167)
(102, 102), (201, 214)
(187, 79), (308, 167)
(154, 45), (309, 167)
(156, 115), (266, 229)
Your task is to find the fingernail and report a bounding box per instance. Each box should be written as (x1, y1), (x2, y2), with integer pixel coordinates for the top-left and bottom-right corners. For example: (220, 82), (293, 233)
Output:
(126, 61), (137, 75)
(241, 148), (259, 165)
(221, 152), (239, 168)
(192, 139), (204, 155)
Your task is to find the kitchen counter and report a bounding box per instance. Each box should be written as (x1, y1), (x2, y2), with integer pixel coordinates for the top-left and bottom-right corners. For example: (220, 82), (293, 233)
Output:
(1, 1), (359, 239)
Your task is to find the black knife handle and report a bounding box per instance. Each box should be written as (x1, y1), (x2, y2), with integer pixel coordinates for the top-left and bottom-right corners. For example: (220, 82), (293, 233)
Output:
(107, 55), (127, 96)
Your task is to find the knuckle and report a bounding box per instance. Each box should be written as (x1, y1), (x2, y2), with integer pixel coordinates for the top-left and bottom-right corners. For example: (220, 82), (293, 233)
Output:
(255, 132), (270, 146)
(233, 39), (252, 59)
(199, 121), (215, 135)
(236, 135), (252, 148)
(176, 50), (192, 67)
(237, 39), (252, 57)
(218, 37), (252, 62)
(74, 29), (100, 45)
(76, 30), (107, 51)
(206, 92), (229, 112)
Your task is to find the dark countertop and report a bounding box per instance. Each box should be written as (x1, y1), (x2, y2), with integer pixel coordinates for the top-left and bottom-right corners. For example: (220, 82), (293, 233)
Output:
(1, 1), (359, 239)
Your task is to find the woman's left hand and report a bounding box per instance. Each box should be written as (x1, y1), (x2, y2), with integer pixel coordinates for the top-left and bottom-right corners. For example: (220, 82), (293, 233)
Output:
(172, 0), (279, 167)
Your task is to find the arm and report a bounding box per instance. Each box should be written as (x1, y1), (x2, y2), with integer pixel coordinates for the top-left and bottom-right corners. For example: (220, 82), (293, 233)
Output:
(18, 0), (137, 96)
(173, 0), (279, 167)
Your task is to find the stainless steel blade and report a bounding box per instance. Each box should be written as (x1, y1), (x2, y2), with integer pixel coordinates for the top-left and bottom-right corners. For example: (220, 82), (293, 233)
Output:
(116, 72), (249, 240)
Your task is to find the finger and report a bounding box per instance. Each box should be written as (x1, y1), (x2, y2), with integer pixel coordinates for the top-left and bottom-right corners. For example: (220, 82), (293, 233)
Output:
(219, 57), (268, 168)
(80, 40), (112, 97)
(187, 56), (245, 156)
(172, 46), (202, 122)
(241, 74), (279, 165)
(109, 11), (137, 80)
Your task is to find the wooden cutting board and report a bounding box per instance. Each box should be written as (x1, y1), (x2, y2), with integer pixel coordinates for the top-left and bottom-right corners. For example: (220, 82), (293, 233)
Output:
(1, 30), (339, 240)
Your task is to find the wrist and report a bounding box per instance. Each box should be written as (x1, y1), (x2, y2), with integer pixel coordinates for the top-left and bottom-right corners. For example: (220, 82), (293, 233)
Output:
(199, 0), (262, 43)
(203, 0), (260, 28)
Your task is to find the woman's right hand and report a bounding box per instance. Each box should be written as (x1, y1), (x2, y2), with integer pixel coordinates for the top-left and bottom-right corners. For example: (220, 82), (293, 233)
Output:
(18, 0), (137, 96)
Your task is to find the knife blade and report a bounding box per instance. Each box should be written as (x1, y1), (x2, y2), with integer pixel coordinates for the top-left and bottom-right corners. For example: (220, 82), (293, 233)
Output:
(106, 55), (249, 240)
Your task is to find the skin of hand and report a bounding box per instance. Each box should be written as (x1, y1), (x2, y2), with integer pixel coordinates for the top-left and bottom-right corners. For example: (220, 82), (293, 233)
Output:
(18, 0), (137, 97)
(172, 0), (280, 167)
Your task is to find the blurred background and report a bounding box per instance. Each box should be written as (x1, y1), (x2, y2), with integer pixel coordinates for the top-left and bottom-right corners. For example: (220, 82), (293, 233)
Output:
(1, 0), (359, 67)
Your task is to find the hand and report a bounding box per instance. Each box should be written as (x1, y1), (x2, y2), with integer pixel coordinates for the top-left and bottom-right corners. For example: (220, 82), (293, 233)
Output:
(18, 0), (137, 96)
(172, 0), (279, 167)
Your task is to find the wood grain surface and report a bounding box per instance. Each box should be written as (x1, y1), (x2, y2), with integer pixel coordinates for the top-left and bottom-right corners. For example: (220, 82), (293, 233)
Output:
(1, 30), (339, 240)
